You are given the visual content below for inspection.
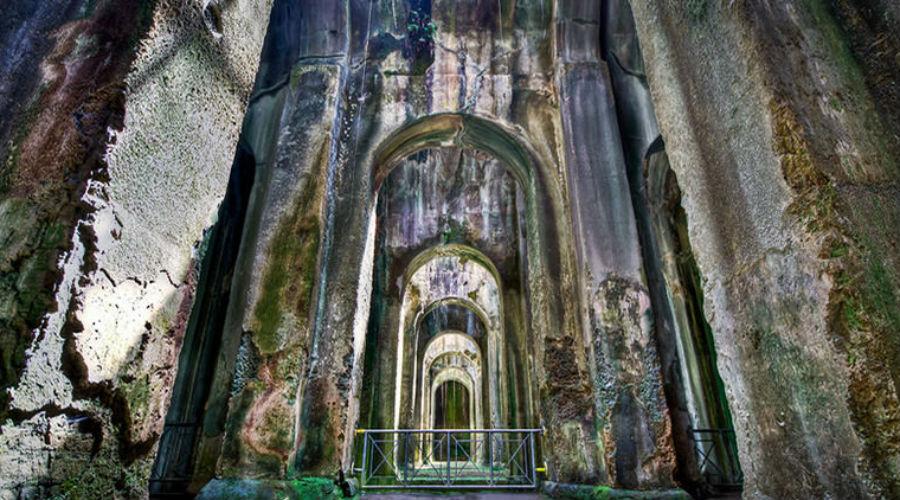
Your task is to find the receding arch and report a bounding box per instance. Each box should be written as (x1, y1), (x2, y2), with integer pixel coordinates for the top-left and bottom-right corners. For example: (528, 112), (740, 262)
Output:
(420, 300), (489, 340)
(419, 332), (485, 463)
(354, 113), (577, 477)
(429, 372), (476, 463)
(404, 243), (504, 292)
(365, 113), (571, 327)
(394, 246), (505, 431)
(372, 114), (546, 193)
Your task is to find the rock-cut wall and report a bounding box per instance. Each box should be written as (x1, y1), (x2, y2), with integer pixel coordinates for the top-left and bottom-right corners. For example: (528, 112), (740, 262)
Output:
(0, 0), (273, 497)
(630, 0), (900, 497)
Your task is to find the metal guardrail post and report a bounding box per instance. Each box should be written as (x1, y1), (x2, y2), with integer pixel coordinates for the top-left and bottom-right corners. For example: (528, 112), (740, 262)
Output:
(445, 430), (452, 485)
(402, 432), (409, 486)
(528, 431), (537, 487)
(359, 430), (368, 489)
(488, 430), (494, 486)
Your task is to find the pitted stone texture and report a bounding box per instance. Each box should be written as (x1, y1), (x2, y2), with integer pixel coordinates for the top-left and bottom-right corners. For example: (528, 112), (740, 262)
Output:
(629, 1), (900, 497)
(83, 0), (273, 382)
(1, 0), (273, 497)
(6, 233), (85, 412)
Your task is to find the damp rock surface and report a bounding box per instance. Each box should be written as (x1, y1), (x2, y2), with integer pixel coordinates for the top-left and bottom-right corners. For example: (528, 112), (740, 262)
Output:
(0, 0), (273, 496)
(630, 0), (900, 497)
(1, 0), (898, 499)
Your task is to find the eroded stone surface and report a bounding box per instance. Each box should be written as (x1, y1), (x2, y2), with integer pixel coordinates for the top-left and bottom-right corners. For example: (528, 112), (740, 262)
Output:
(0, 0), (273, 496)
(2, 0), (898, 498)
(630, 0), (900, 497)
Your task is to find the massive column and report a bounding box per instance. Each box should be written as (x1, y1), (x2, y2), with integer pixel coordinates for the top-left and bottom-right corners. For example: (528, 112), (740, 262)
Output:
(554, 0), (676, 488)
(193, 0), (347, 482)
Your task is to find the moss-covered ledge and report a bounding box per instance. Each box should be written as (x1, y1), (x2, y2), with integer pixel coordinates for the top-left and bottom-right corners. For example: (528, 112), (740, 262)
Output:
(196, 478), (690, 499)
(197, 477), (349, 499)
(543, 481), (690, 500)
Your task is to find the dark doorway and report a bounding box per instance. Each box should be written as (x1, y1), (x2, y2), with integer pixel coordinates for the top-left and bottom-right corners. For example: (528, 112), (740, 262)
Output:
(433, 380), (471, 461)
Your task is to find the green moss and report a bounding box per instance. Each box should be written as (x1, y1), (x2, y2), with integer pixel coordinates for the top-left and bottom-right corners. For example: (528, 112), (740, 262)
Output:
(862, 253), (900, 334)
(52, 451), (148, 500)
(252, 175), (322, 354)
(288, 477), (342, 498)
(274, 349), (304, 405)
(802, 0), (864, 87)
(56, 464), (116, 499)
(802, 0), (898, 175)
(548, 483), (690, 499)
(765, 13), (899, 492)
(828, 241), (849, 258)
(120, 374), (151, 417)
(262, 403), (294, 452)
(759, 328), (834, 409)
(198, 478), (345, 499)
(843, 297), (863, 331)
(686, 0), (708, 21)
(0, 200), (70, 416)
(221, 382), (259, 466)
(769, 98), (846, 233)
(297, 410), (337, 473)
(15, 221), (67, 324)
(828, 95), (844, 112)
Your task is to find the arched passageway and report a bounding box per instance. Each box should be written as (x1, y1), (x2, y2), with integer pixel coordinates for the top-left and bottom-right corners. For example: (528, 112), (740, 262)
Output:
(433, 380), (472, 430)
(396, 249), (504, 431)
(432, 379), (473, 461)
(355, 115), (574, 462)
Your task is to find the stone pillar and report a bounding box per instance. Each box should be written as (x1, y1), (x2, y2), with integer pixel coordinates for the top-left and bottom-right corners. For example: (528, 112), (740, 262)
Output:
(289, 0), (380, 475)
(555, 0), (675, 489)
(195, 0), (347, 482)
(602, 0), (704, 489)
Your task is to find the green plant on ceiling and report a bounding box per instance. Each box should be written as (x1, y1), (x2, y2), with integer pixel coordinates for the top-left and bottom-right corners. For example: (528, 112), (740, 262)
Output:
(406, 1), (437, 74)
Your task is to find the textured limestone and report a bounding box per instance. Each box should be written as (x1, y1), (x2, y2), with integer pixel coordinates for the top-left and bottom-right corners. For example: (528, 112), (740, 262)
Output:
(629, 0), (900, 497)
(0, 0), (273, 496)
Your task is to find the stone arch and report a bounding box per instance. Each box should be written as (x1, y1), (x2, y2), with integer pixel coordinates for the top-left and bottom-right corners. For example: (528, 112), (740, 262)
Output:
(420, 331), (484, 435)
(404, 243), (503, 292)
(394, 246), (504, 431)
(419, 297), (491, 340)
(430, 370), (475, 429)
(429, 369), (478, 463)
(352, 113), (577, 470)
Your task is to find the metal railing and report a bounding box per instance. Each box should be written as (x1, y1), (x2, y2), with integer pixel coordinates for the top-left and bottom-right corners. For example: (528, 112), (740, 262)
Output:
(690, 428), (743, 489)
(356, 429), (541, 489)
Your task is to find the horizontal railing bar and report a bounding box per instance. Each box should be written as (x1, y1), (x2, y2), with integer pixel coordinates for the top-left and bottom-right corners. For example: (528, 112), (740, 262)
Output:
(359, 428), (542, 433)
(358, 428), (541, 490)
